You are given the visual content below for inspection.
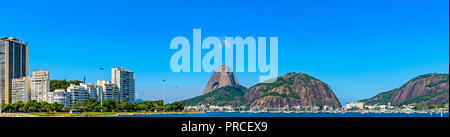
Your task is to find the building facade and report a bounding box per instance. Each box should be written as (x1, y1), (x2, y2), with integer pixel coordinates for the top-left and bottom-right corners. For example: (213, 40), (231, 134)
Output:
(62, 81), (121, 106)
(67, 83), (89, 106)
(11, 76), (32, 103)
(86, 83), (100, 101)
(0, 37), (29, 104)
(98, 80), (119, 102)
(112, 68), (135, 103)
(31, 70), (50, 102)
(48, 89), (70, 106)
(344, 102), (365, 110)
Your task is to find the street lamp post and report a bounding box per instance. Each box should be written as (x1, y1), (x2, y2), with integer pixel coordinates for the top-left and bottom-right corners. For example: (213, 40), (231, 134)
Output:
(175, 86), (178, 102)
(100, 68), (104, 110)
(162, 80), (166, 105)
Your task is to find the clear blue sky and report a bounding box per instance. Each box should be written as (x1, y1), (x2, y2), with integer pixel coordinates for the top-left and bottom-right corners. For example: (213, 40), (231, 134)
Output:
(1, 0), (448, 104)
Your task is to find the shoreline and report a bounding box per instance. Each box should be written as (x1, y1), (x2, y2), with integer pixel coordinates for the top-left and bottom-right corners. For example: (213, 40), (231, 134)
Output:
(1, 110), (448, 117)
(0, 111), (204, 117)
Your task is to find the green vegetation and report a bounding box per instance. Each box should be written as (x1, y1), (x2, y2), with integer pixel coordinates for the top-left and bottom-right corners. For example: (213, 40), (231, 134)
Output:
(258, 88), (300, 99)
(315, 100), (323, 109)
(394, 73), (448, 90)
(358, 88), (398, 105)
(50, 79), (82, 92)
(359, 73), (449, 106)
(398, 91), (449, 106)
(2, 99), (185, 113)
(426, 76), (449, 88)
(0, 111), (203, 117)
(296, 73), (322, 84)
(413, 104), (448, 110)
(256, 77), (294, 94)
(251, 73), (317, 101)
(71, 99), (185, 112)
(1, 100), (64, 113)
(183, 85), (248, 106)
(253, 72), (320, 93)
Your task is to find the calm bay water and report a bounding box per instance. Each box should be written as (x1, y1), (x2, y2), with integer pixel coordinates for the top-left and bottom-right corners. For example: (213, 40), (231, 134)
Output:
(126, 112), (449, 117)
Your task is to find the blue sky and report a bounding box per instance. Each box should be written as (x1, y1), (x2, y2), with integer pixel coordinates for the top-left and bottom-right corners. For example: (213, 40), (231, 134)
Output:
(1, 0), (448, 104)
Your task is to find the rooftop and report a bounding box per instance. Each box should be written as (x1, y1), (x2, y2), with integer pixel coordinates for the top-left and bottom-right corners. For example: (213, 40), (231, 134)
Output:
(113, 67), (133, 72)
(0, 37), (28, 45)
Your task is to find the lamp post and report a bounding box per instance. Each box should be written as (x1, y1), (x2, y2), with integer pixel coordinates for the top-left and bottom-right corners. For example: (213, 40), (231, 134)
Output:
(99, 67), (104, 110)
(162, 80), (166, 105)
(175, 86), (178, 102)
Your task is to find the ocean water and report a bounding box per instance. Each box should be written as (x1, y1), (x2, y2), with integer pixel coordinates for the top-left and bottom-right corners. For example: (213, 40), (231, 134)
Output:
(126, 112), (449, 117)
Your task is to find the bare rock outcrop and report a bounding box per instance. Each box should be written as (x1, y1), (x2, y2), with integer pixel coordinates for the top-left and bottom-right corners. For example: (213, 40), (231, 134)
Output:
(245, 72), (341, 108)
(202, 64), (239, 95)
(389, 73), (449, 105)
(360, 73), (449, 106)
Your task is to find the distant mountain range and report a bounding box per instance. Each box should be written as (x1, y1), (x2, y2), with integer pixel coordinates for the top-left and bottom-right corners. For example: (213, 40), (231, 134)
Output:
(183, 65), (341, 108)
(359, 73), (449, 106)
(182, 65), (448, 108)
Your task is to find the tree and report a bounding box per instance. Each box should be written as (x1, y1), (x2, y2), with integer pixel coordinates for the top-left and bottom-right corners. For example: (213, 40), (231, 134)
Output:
(2, 103), (12, 113)
(152, 100), (165, 111)
(166, 101), (186, 111)
(136, 103), (149, 111)
(117, 101), (136, 112)
(4, 99), (185, 113)
(40, 101), (51, 112)
(50, 79), (82, 92)
(24, 100), (40, 112)
(50, 103), (64, 112)
(73, 101), (88, 111)
(103, 100), (117, 112)
(10, 101), (25, 112)
(86, 99), (100, 111)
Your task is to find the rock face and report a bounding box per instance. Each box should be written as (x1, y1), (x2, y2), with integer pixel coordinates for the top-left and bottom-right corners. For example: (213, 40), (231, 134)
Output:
(202, 64), (239, 95)
(244, 72), (341, 108)
(360, 73), (449, 106)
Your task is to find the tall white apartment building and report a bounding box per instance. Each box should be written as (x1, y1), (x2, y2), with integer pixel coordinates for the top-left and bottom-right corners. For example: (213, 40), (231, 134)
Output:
(86, 83), (100, 101)
(112, 68), (135, 103)
(97, 80), (119, 102)
(31, 70), (50, 102)
(62, 81), (120, 106)
(48, 89), (70, 106)
(66, 83), (89, 106)
(11, 76), (32, 103)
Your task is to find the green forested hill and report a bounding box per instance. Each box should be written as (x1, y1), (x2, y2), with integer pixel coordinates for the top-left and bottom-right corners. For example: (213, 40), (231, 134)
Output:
(359, 73), (449, 106)
(50, 79), (82, 92)
(183, 85), (248, 107)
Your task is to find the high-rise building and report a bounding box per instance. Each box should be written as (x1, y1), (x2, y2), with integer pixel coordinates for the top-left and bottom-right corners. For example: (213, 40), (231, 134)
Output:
(0, 37), (29, 104)
(86, 83), (100, 101)
(98, 80), (119, 102)
(66, 83), (89, 106)
(31, 70), (50, 102)
(11, 76), (32, 103)
(112, 68), (135, 103)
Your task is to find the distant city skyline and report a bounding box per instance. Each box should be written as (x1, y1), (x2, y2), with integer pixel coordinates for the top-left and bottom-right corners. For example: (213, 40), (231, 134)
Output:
(1, 0), (448, 104)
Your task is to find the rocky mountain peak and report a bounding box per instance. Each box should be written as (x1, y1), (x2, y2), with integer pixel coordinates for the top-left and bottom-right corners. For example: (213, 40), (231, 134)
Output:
(202, 64), (239, 95)
(245, 72), (341, 108)
(360, 73), (449, 106)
